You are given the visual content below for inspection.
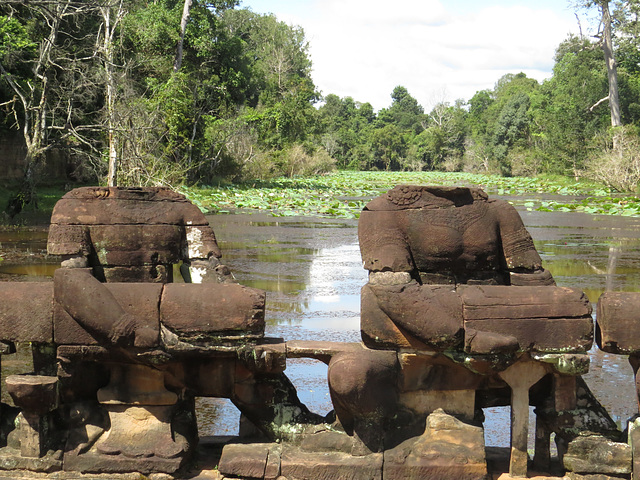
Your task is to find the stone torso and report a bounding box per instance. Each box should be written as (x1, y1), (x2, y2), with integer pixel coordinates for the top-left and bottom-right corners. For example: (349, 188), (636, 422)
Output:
(403, 201), (502, 280)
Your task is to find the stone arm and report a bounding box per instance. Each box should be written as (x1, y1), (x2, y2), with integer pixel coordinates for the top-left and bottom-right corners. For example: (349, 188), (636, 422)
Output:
(492, 199), (555, 286)
(358, 209), (416, 286)
(53, 268), (157, 348)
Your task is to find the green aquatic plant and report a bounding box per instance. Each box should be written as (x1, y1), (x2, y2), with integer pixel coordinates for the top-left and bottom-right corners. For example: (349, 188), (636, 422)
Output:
(180, 171), (617, 218)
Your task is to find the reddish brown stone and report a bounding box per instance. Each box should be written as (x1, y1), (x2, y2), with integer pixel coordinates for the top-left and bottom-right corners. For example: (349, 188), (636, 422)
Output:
(361, 283), (463, 351)
(218, 443), (269, 479)
(360, 284), (428, 350)
(359, 185), (544, 279)
(383, 409), (487, 480)
(53, 270), (161, 346)
(459, 285), (592, 319)
(597, 292), (640, 354)
(88, 225), (184, 266)
(0, 283), (53, 343)
(48, 186), (222, 269)
(5, 375), (58, 415)
(160, 283), (265, 340)
(328, 349), (398, 446)
(98, 265), (172, 283)
(398, 353), (483, 392)
(280, 447), (383, 480)
(46, 224), (90, 256)
(460, 285), (593, 353)
(49, 187), (210, 227)
(465, 318), (593, 353)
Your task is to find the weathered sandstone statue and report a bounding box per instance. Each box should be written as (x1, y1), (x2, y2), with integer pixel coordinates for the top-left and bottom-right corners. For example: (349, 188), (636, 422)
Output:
(0, 183), (637, 480)
(324, 185), (607, 479)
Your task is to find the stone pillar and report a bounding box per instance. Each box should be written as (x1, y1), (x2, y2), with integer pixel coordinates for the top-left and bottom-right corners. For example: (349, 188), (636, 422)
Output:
(499, 360), (547, 478)
(5, 374), (59, 458)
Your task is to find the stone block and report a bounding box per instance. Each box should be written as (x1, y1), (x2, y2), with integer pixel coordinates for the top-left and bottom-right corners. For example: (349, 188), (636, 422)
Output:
(564, 435), (631, 475)
(398, 389), (475, 421)
(383, 409), (487, 480)
(50, 197), (199, 227)
(461, 285), (593, 353)
(0, 283), (53, 343)
(47, 224), (90, 256)
(160, 283), (265, 342)
(280, 447), (383, 480)
(361, 283), (463, 351)
(597, 292), (640, 354)
(99, 265), (172, 283)
(567, 473), (630, 480)
(218, 443), (270, 479)
(5, 375), (58, 415)
(465, 317), (593, 353)
(360, 284), (426, 350)
(88, 225), (184, 266)
(0, 447), (61, 473)
(62, 448), (184, 474)
(459, 285), (591, 319)
(398, 352), (482, 392)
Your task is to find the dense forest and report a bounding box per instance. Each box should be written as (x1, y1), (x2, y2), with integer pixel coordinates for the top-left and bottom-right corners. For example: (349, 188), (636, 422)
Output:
(1, 0), (640, 212)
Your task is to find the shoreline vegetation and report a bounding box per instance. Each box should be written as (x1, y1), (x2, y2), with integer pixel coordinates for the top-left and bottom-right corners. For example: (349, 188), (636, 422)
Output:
(4, 171), (636, 227)
(4, 1), (640, 218)
(180, 171), (640, 219)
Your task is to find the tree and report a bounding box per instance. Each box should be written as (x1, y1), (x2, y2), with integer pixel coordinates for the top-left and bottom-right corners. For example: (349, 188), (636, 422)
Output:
(0, 0), (99, 215)
(99, 0), (127, 187)
(370, 124), (406, 170)
(574, 0), (621, 127)
(537, 35), (609, 174)
(378, 86), (425, 134)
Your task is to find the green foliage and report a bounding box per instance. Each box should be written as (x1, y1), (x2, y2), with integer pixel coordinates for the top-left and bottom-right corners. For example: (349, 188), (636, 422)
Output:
(0, 16), (36, 58)
(180, 171), (616, 219)
(6, 0), (640, 193)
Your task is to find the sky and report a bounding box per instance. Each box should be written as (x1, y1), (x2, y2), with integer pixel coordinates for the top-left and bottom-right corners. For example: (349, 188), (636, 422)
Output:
(238, 0), (599, 112)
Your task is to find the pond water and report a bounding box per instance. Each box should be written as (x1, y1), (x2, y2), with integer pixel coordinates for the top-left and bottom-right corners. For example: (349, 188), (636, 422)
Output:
(1, 198), (639, 449)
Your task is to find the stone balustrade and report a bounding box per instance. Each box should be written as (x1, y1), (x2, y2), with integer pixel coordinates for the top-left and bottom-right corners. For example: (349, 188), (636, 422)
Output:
(0, 185), (636, 479)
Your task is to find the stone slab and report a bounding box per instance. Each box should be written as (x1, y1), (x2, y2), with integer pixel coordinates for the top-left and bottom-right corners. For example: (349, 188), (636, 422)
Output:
(398, 389), (475, 420)
(88, 225), (184, 266)
(62, 449), (184, 474)
(160, 283), (265, 341)
(465, 318), (594, 353)
(459, 285), (592, 319)
(218, 443), (269, 479)
(383, 409), (487, 480)
(564, 435), (631, 475)
(280, 447), (383, 480)
(0, 447), (62, 473)
(0, 283), (53, 343)
(597, 292), (640, 354)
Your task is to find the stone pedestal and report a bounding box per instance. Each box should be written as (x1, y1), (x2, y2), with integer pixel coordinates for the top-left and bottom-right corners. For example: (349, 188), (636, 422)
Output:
(5, 374), (58, 459)
(65, 363), (188, 474)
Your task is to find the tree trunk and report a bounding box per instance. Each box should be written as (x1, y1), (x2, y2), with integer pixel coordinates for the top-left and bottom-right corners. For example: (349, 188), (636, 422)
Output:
(174, 0), (192, 73)
(104, 5), (118, 187)
(601, 0), (622, 128)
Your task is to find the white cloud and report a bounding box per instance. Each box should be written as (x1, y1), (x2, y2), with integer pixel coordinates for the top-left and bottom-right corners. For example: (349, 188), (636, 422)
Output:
(247, 1), (580, 111)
